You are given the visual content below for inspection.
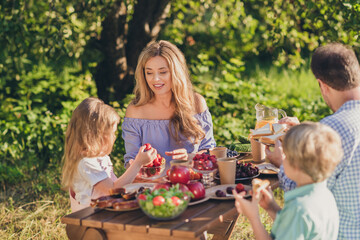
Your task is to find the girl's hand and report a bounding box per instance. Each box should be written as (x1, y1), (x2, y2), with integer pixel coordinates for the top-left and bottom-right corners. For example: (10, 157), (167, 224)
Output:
(135, 145), (157, 166)
(165, 148), (188, 160)
(232, 190), (260, 221)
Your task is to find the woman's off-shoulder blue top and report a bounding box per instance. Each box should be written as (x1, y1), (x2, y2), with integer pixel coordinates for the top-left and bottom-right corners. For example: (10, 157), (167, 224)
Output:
(121, 109), (216, 166)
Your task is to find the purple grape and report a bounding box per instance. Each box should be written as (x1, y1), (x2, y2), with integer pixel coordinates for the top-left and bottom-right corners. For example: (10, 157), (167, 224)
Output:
(226, 187), (234, 194)
(215, 190), (226, 197)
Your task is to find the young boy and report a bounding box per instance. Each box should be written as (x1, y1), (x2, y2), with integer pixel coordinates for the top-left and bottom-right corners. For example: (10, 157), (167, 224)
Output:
(233, 122), (343, 240)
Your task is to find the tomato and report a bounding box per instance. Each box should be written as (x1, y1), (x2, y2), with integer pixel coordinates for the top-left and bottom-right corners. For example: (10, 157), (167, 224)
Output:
(138, 194), (147, 201)
(144, 143), (152, 151)
(152, 196), (165, 206)
(171, 196), (181, 206)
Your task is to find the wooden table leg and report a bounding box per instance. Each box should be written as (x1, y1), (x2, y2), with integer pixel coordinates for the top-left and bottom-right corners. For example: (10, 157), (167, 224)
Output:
(66, 225), (107, 240)
(66, 224), (87, 240)
(82, 228), (107, 240)
(208, 212), (239, 240)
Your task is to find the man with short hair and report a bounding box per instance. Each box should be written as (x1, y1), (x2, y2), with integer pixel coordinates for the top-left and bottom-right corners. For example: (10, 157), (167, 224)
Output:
(266, 43), (360, 239)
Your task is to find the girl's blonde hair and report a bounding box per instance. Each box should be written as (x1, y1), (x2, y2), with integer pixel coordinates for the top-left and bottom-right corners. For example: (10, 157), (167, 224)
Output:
(283, 121), (343, 182)
(61, 97), (120, 190)
(133, 40), (205, 144)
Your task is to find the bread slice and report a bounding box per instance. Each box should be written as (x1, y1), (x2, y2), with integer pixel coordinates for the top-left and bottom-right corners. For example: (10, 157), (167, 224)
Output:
(259, 132), (285, 145)
(272, 123), (287, 135)
(252, 178), (270, 193)
(251, 123), (273, 139)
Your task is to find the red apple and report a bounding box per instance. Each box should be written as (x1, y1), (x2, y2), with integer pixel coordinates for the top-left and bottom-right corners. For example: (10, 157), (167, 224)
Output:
(177, 183), (190, 193)
(153, 182), (172, 191)
(169, 165), (190, 184)
(186, 181), (205, 200)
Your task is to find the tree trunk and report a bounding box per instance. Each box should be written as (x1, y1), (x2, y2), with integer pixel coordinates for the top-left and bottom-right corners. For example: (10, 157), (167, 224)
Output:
(94, 0), (170, 103)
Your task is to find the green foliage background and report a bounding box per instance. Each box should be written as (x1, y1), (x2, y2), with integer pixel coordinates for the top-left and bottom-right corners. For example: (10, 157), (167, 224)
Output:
(1, 0), (360, 190)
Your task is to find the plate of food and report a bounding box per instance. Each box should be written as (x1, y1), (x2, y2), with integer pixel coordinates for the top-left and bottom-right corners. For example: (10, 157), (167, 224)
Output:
(91, 185), (153, 212)
(123, 183), (156, 192)
(257, 163), (279, 175)
(206, 183), (251, 200)
(188, 195), (210, 206)
(105, 199), (140, 211)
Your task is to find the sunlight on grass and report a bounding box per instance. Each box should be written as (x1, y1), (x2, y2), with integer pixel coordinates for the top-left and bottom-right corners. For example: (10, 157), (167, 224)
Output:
(0, 194), (70, 239)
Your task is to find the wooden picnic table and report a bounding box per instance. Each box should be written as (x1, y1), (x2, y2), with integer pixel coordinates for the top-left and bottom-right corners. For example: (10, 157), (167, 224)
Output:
(62, 160), (279, 240)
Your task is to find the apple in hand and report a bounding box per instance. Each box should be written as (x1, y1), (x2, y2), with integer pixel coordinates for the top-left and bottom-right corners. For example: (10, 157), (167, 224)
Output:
(169, 166), (190, 184)
(186, 181), (205, 201)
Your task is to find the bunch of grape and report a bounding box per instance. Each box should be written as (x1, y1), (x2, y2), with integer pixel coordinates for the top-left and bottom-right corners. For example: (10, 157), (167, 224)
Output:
(227, 149), (239, 157)
(236, 162), (259, 178)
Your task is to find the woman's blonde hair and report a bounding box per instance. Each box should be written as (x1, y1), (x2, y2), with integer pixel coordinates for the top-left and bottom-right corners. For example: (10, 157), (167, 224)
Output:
(61, 97), (120, 190)
(133, 40), (205, 144)
(283, 121), (343, 182)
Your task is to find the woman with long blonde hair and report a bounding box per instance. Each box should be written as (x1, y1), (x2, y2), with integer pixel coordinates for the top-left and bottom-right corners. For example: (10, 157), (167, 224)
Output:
(122, 40), (216, 167)
(62, 97), (156, 212)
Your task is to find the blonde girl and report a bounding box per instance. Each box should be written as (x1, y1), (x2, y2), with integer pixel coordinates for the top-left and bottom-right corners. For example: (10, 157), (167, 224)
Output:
(122, 40), (216, 167)
(62, 97), (156, 212)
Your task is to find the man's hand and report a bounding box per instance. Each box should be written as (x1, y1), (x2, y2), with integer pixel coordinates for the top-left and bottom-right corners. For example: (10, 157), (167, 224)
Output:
(265, 139), (285, 168)
(279, 117), (300, 127)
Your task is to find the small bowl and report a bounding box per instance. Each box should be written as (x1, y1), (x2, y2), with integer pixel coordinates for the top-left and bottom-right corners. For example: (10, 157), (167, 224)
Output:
(138, 165), (165, 180)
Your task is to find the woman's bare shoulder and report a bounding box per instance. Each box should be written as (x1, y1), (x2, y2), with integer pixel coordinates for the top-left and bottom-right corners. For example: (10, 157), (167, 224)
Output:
(194, 93), (208, 113)
(125, 103), (145, 118)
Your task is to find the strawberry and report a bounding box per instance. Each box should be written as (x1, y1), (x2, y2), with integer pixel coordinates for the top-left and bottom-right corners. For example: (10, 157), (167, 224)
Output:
(236, 183), (245, 193)
(144, 143), (152, 151)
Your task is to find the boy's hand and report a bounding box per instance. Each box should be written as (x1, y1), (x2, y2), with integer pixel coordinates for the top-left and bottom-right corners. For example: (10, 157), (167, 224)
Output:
(233, 190), (260, 220)
(257, 186), (275, 211)
(165, 148), (188, 160)
(265, 140), (285, 168)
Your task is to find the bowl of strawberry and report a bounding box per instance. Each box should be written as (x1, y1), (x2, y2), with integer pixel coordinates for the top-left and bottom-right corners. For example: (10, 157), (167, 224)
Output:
(137, 184), (192, 220)
(192, 153), (218, 187)
(138, 144), (166, 180)
(192, 152), (218, 171)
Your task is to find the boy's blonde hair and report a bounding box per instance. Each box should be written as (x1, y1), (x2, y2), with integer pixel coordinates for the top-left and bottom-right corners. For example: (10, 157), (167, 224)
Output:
(133, 40), (205, 144)
(283, 121), (343, 182)
(61, 97), (120, 190)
